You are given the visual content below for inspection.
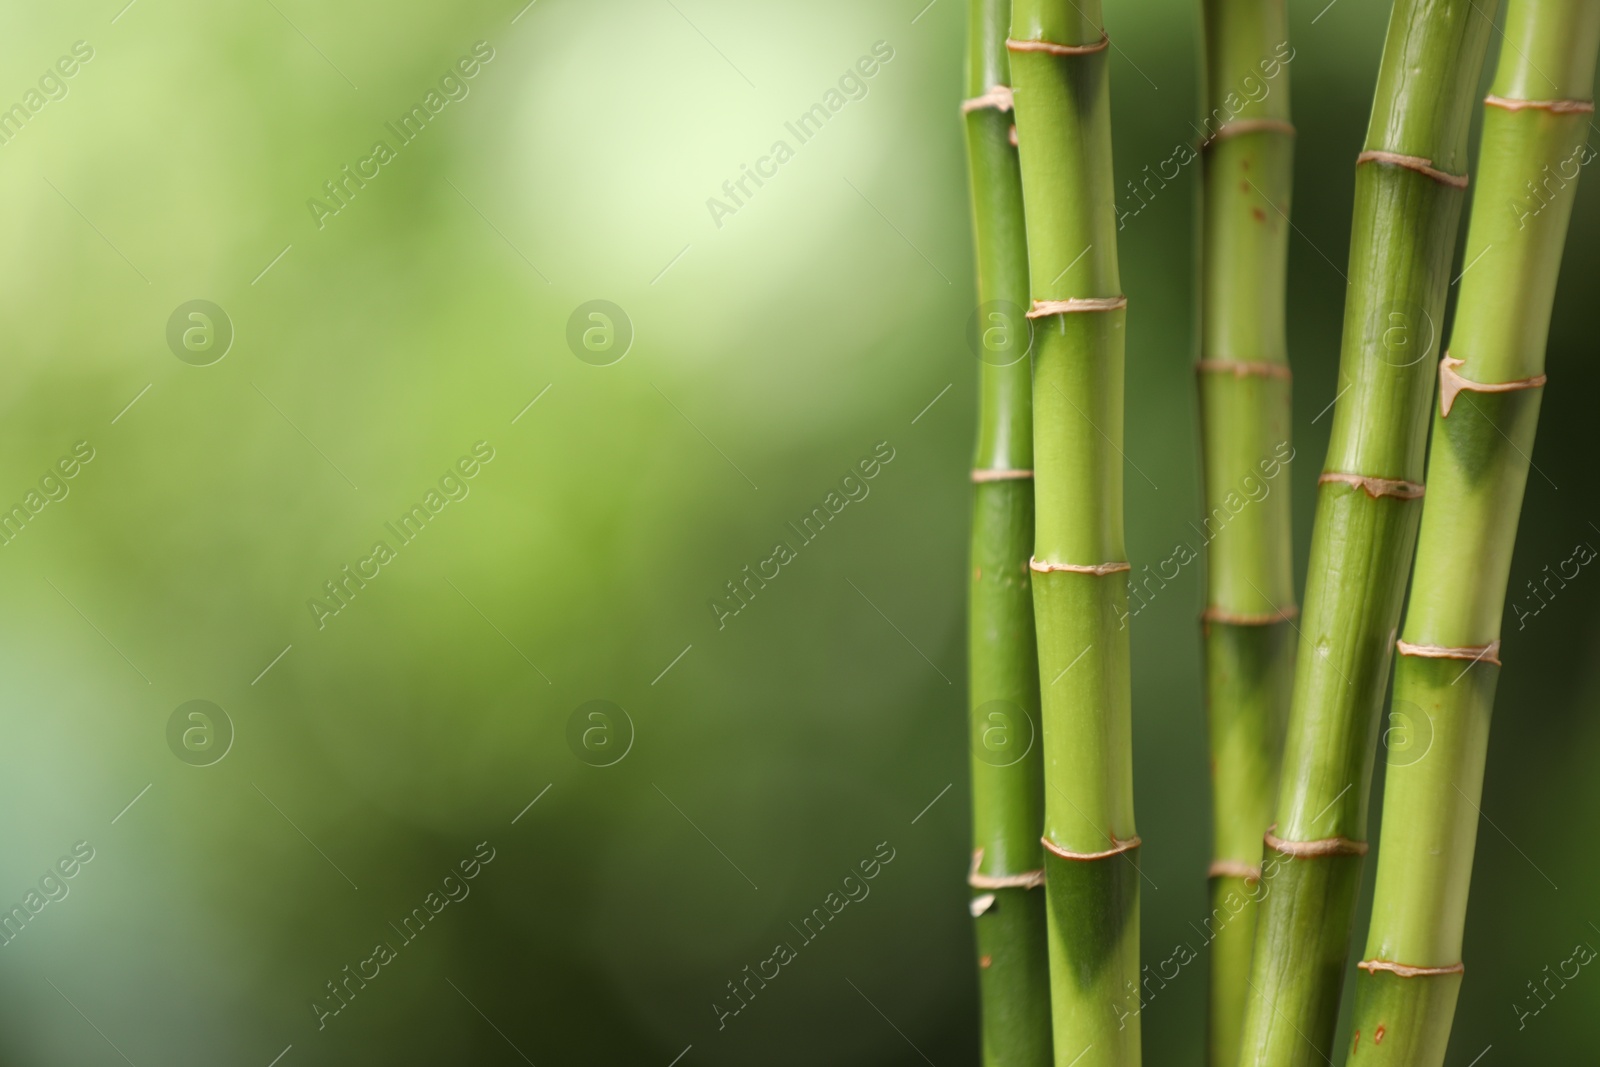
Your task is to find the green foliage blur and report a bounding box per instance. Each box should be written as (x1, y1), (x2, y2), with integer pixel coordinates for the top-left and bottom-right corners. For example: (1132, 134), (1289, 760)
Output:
(0, 0), (1594, 1063)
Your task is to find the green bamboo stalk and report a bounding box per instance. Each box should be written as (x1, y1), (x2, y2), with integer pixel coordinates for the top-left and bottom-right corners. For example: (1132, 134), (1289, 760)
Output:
(1193, 2), (1296, 1065)
(1007, 1), (1138, 1064)
(1341, 4), (1600, 1062)
(963, 0), (1053, 1059)
(1234, 2), (1498, 1063)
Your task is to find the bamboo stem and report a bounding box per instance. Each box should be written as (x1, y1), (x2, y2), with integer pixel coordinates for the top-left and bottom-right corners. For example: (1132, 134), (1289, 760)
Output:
(1008, 0), (1138, 1062)
(1193, 2), (1296, 1064)
(964, 0), (1053, 1059)
(1234, 2), (1498, 1063)
(1342, 3), (1600, 1063)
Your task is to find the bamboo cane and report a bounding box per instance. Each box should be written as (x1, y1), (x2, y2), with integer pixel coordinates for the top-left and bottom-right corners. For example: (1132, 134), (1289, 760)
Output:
(964, 0), (1053, 1060)
(1341, 3), (1600, 1062)
(1007, 1), (1138, 1063)
(1193, 2), (1296, 1065)
(1233, 2), (1498, 1063)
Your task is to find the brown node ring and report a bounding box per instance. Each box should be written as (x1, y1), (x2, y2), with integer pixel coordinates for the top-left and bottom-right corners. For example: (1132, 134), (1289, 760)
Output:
(960, 84), (1015, 115)
(1359, 959), (1465, 978)
(1200, 117), (1296, 149)
(1438, 353), (1547, 417)
(1027, 296), (1127, 318)
(1195, 359), (1292, 380)
(1356, 150), (1469, 189)
(1207, 858), (1262, 881)
(1319, 471), (1425, 500)
(1006, 33), (1110, 56)
(968, 849), (1046, 890)
(1397, 638), (1501, 667)
(1042, 834), (1141, 861)
(1485, 94), (1595, 114)
(1030, 557), (1131, 575)
(1264, 827), (1368, 857)
(972, 468), (1034, 483)
(1202, 605), (1299, 626)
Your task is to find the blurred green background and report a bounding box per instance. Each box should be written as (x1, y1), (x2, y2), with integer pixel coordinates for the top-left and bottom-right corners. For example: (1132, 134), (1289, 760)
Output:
(0, 0), (1594, 1063)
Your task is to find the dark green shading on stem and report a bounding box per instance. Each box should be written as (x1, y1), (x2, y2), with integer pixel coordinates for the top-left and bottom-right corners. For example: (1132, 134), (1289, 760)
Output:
(1344, 3), (1600, 1063)
(1008, 0), (1138, 1062)
(1194, 0), (1296, 1063)
(1234, 2), (1498, 1064)
(965, 0), (1051, 1061)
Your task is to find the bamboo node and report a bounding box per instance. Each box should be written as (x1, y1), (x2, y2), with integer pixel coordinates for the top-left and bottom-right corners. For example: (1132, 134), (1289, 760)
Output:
(971, 468), (1034, 482)
(1200, 118), (1296, 149)
(1207, 858), (1262, 881)
(1006, 33), (1110, 56)
(960, 84), (1014, 114)
(1438, 353), (1546, 417)
(1485, 94), (1595, 114)
(1202, 605), (1299, 626)
(968, 850), (1046, 889)
(1195, 359), (1292, 380)
(1356, 150), (1469, 189)
(1359, 959), (1465, 978)
(1264, 827), (1368, 857)
(1029, 557), (1131, 575)
(1318, 471), (1425, 500)
(1396, 638), (1501, 667)
(1026, 296), (1127, 318)
(1042, 833), (1141, 861)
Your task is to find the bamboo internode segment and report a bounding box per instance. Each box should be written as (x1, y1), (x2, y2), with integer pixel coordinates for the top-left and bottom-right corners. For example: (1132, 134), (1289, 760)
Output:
(961, 83), (1015, 113)
(1200, 118), (1297, 149)
(1396, 638), (1502, 666)
(1484, 93), (1595, 112)
(1318, 471), (1426, 499)
(1202, 605), (1300, 626)
(1042, 833), (1141, 861)
(1029, 557), (1131, 575)
(969, 849), (1046, 889)
(1358, 959), (1466, 978)
(1195, 359), (1293, 380)
(971, 467), (1034, 482)
(1208, 858), (1263, 881)
(1264, 828), (1369, 857)
(1437, 353), (1547, 417)
(1005, 32), (1110, 55)
(1026, 296), (1127, 317)
(1355, 150), (1470, 189)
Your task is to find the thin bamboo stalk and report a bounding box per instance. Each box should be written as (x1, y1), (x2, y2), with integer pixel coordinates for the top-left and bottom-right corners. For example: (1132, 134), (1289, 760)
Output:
(1342, 3), (1600, 1062)
(1193, 2), (1296, 1064)
(964, 0), (1052, 1059)
(1234, 2), (1498, 1063)
(1007, 0), (1138, 1063)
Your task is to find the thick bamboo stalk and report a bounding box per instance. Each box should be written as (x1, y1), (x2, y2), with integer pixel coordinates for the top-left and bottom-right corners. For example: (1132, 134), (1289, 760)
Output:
(964, 0), (1053, 1060)
(1008, 1), (1138, 1064)
(1234, 2), (1497, 1063)
(1342, 3), (1600, 1063)
(1193, 2), (1296, 1065)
